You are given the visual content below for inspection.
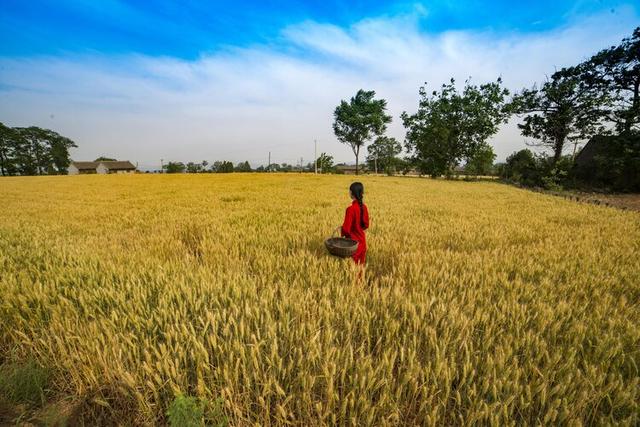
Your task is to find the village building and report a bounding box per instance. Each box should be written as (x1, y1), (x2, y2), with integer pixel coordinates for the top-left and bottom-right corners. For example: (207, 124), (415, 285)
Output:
(574, 135), (608, 169)
(68, 160), (137, 175)
(335, 164), (365, 175)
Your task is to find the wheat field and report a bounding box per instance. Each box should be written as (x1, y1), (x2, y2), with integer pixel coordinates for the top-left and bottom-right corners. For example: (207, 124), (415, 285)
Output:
(0, 174), (638, 425)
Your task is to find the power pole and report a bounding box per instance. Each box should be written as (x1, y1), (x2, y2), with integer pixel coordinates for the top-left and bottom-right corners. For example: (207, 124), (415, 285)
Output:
(374, 154), (378, 175)
(268, 152), (271, 172)
(314, 139), (317, 174)
(160, 158), (164, 173)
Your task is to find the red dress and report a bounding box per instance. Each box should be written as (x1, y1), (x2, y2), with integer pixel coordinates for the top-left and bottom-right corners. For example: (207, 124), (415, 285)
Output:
(341, 200), (369, 264)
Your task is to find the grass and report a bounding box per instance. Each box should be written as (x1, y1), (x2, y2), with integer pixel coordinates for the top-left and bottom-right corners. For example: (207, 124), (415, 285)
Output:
(0, 173), (638, 425)
(0, 359), (49, 406)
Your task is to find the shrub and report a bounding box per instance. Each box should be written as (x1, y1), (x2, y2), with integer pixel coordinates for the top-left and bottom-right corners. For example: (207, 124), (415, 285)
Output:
(167, 395), (204, 427)
(502, 149), (543, 186)
(0, 359), (49, 406)
(574, 133), (640, 192)
(167, 394), (227, 427)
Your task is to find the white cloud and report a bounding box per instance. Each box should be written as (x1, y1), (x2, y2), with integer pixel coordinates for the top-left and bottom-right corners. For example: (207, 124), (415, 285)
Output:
(0, 7), (637, 168)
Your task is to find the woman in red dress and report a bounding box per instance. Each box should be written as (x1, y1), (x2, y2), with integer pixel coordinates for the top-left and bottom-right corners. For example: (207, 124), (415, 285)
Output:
(341, 182), (369, 264)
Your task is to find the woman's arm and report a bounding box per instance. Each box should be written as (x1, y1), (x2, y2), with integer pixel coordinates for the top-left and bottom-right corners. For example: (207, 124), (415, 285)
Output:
(341, 206), (353, 237)
(363, 205), (370, 230)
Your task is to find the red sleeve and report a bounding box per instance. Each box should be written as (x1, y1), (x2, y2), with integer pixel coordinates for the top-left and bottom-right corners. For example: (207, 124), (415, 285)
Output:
(341, 206), (353, 237)
(363, 205), (369, 230)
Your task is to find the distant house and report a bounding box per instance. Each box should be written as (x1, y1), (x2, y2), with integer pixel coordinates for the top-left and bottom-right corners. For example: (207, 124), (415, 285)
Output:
(335, 164), (365, 175)
(68, 161), (99, 174)
(574, 136), (608, 169)
(68, 160), (137, 175)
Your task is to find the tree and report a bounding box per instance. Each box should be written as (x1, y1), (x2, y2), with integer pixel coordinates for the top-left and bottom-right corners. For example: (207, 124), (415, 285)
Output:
(366, 136), (402, 174)
(465, 143), (496, 176)
(186, 162), (204, 173)
(279, 163), (292, 172)
(95, 156), (116, 162)
(0, 125), (76, 175)
(315, 152), (334, 173)
(163, 162), (186, 173)
(333, 89), (392, 175)
(47, 131), (77, 174)
(402, 78), (511, 177)
(12, 127), (77, 175)
(0, 123), (20, 176)
(512, 70), (610, 164)
(215, 161), (234, 173)
(501, 149), (541, 186)
(235, 161), (252, 172)
(567, 27), (639, 134)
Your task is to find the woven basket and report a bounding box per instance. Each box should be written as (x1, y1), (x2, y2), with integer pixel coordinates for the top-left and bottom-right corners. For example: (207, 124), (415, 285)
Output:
(325, 227), (359, 258)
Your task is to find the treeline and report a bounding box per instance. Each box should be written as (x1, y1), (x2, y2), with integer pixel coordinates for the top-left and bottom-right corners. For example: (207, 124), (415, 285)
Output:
(333, 27), (639, 191)
(160, 155), (378, 175)
(162, 160), (315, 173)
(498, 27), (639, 191)
(0, 123), (77, 176)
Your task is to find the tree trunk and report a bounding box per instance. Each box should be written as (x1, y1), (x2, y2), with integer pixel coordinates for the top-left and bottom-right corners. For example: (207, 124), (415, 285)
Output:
(0, 149), (5, 176)
(627, 78), (640, 133)
(553, 137), (565, 164)
(355, 145), (360, 175)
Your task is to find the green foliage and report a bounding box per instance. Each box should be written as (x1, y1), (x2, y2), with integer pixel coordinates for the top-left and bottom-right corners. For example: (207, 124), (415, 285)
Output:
(210, 161), (234, 173)
(575, 133), (640, 191)
(234, 161), (252, 172)
(512, 71), (610, 164)
(186, 162), (204, 173)
(315, 152), (334, 173)
(266, 163), (280, 172)
(567, 27), (639, 133)
(465, 143), (496, 176)
(94, 156), (116, 162)
(0, 122), (18, 176)
(366, 136), (402, 174)
(541, 156), (572, 191)
(333, 89), (392, 173)
(167, 395), (227, 427)
(502, 149), (574, 190)
(167, 395), (204, 427)
(402, 78), (510, 177)
(163, 161), (186, 173)
(501, 149), (543, 187)
(0, 123), (77, 176)
(0, 359), (49, 406)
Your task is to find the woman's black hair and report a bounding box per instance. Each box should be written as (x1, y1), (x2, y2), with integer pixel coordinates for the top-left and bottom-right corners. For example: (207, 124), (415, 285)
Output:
(349, 182), (366, 228)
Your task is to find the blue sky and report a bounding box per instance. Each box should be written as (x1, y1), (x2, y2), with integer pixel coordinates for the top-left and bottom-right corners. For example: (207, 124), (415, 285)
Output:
(1, 0), (633, 57)
(0, 1), (638, 167)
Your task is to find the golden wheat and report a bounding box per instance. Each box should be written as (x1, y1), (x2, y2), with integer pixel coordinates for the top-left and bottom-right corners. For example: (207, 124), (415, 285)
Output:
(0, 173), (638, 425)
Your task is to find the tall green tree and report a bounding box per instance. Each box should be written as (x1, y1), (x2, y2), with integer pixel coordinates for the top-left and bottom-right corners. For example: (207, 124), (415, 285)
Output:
(366, 136), (402, 174)
(163, 161), (186, 173)
(564, 27), (639, 133)
(186, 162), (204, 173)
(513, 71), (611, 164)
(402, 78), (510, 177)
(0, 122), (20, 176)
(214, 161), (234, 173)
(235, 161), (252, 172)
(465, 143), (496, 176)
(333, 89), (392, 175)
(12, 127), (77, 175)
(315, 152), (334, 173)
